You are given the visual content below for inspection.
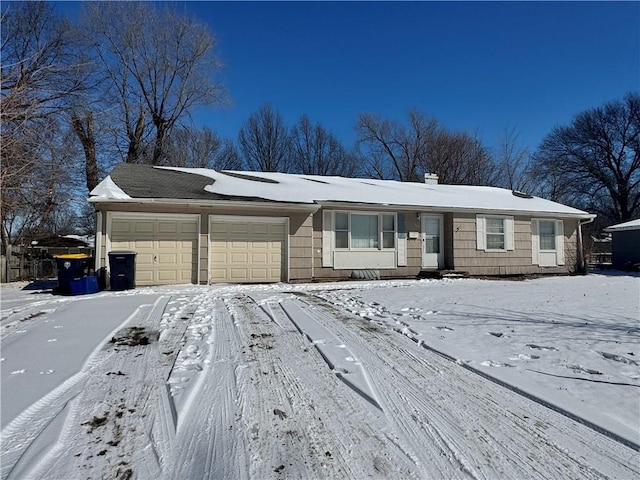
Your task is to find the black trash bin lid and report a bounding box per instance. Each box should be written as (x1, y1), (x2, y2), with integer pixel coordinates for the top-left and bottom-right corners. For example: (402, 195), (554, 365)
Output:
(108, 250), (137, 256)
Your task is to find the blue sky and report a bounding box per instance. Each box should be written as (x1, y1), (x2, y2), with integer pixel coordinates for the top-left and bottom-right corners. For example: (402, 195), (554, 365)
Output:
(61, 1), (640, 155)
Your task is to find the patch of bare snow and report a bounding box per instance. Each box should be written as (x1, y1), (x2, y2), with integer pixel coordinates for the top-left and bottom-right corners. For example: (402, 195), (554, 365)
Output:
(347, 272), (640, 446)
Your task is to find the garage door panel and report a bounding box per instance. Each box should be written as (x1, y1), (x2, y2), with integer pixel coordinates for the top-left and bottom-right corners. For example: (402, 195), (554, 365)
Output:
(157, 222), (178, 233)
(157, 253), (177, 264)
(250, 268), (267, 278)
(181, 223), (198, 234)
(231, 252), (249, 263)
(251, 253), (268, 263)
(230, 240), (249, 249)
(110, 216), (198, 286)
(230, 223), (248, 234)
(135, 252), (154, 263)
(131, 240), (153, 249)
(230, 269), (248, 280)
(211, 252), (228, 262)
(112, 222), (132, 234)
(134, 222), (154, 234)
(157, 270), (178, 282)
(211, 268), (226, 278)
(135, 270), (154, 283)
(211, 223), (227, 234)
(210, 219), (286, 283)
(156, 239), (177, 248)
(251, 224), (269, 235)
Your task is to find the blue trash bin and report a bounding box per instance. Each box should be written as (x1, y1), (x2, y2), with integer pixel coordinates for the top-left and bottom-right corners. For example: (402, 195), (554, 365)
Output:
(55, 254), (90, 295)
(69, 276), (99, 295)
(108, 251), (137, 291)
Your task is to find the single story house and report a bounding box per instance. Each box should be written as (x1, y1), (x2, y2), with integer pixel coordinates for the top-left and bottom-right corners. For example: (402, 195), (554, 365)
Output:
(89, 164), (595, 286)
(32, 235), (94, 258)
(604, 219), (640, 270)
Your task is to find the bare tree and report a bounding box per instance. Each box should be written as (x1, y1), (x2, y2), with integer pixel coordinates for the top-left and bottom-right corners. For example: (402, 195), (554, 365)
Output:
(158, 126), (241, 170)
(238, 104), (291, 172)
(82, 2), (226, 164)
(493, 128), (535, 192)
(290, 115), (359, 176)
(356, 110), (495, 184)
(70, 111), (98, 191)
(423, 128), (496, 185)
(1, 1), (86, 254)
(533, 93), (640, 223)
(1, 2), (85, 127)
(356, 110), (435, 181)
(1, 119), (79, 245)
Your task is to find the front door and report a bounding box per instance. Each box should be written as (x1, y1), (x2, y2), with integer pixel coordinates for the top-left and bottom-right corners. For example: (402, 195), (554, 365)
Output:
(421, 214), (443, 269)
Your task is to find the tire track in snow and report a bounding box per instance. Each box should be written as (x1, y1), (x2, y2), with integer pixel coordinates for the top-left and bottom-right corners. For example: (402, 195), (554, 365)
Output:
(237, 295), (358, 479)
(239, 293), (420, 479)
(8, 295), (181, 480)
(287, 296), (477, 479)
(322, 287), (640, 451)
(1, 298), (167, 480)
(168, 295), (251, 480)
(295, 293), (639, 479)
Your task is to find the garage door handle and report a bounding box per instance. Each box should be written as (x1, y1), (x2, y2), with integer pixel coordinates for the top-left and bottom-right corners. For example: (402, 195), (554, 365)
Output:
(154, 255), (157, 263)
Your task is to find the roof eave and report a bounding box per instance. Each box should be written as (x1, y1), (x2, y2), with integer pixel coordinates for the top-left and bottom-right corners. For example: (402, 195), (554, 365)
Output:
(604, 226), (640, 232)
(89, 196), (594, 219)
(316, 201), (594, 219)
(88, 196), (319, 213)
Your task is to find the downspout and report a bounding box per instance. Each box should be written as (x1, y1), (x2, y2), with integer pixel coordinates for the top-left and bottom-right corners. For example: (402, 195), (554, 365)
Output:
(577, 216), (596, 274)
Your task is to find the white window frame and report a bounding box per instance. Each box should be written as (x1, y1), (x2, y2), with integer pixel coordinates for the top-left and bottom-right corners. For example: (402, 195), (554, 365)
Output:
(476, 214), (514, 252)
(333, 211), (397, 251)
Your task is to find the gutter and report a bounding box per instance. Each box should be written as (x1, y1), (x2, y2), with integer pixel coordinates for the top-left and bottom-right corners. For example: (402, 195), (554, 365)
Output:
(316, 201), (594, 219)
(89, 197), (592, 219)
(88, 197), (320, 213)
(577, 215), (596, 274)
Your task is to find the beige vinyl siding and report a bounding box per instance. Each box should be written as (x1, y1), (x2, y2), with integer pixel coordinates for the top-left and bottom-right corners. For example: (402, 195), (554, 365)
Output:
(289, 213), (313, 282)
(451, 213), (578, 275)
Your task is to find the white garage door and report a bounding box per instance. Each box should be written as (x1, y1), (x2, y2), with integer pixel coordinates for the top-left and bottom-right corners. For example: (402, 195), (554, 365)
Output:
(210, 219), (286, 283)
(110, 216), (199, 286)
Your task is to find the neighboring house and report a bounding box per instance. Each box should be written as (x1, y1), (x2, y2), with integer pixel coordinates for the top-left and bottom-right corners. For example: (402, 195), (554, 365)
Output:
(89, 164), (595, 286)
(32, 235), (94, 258)
(604, 219), (640, 270)
(1, 236), (94, 283)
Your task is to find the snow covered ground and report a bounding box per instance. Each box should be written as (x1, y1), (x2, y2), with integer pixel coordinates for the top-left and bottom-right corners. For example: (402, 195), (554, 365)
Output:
(1, 272), (638, 479)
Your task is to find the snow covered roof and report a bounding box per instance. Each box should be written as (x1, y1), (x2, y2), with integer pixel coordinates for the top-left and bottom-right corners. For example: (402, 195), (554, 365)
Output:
(89, 175), (130, 200)
(89, 164), (592, 218)
(604, 219), (640, 232)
